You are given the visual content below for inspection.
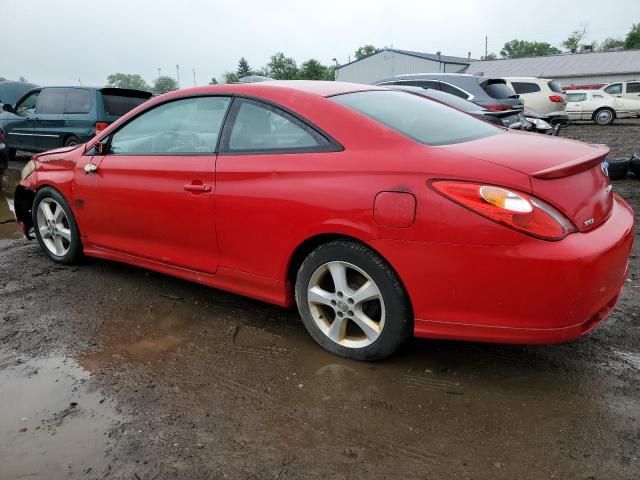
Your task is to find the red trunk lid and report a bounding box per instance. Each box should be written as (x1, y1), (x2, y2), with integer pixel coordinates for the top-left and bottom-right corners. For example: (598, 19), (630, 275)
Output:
(440, 131), (613, 232)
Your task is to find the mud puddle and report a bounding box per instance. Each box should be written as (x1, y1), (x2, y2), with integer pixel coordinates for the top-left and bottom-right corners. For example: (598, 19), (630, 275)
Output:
(0, 356), (123, 479)
(0, 166), (21, 240)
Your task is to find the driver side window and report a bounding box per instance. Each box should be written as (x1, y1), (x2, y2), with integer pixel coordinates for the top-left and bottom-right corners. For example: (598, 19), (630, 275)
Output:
(109, 96), (231, 155)
(15, 91), (40, 116)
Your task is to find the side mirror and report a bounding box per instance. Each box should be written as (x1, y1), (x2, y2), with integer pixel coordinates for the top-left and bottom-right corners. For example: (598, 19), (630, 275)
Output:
(2, 103), (13, 113)
(95, 141), (108, 155)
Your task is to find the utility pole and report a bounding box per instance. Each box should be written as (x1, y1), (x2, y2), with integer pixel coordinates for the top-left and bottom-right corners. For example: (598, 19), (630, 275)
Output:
(176, 64), (180, 88)
(193, 68), (196, 87)
(157, 67), (161, 77)
(485, 35), (488, 58)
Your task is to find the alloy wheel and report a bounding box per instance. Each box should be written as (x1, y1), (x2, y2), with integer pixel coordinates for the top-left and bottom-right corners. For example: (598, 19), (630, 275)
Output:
(36, 198), (72, 257)
(307, 261), (385, 348)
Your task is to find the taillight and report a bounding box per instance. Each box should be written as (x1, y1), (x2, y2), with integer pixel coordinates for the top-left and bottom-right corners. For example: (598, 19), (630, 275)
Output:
(95, 122), (109, 135)
(484, 104), (512, 112)
(0, 130), (4, 142)
(430, 181), (576, 241)
(549, 95), (564, 103)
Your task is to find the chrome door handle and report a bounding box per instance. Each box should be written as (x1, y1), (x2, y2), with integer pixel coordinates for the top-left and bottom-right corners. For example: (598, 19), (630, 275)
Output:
(184, 183), (211, 193)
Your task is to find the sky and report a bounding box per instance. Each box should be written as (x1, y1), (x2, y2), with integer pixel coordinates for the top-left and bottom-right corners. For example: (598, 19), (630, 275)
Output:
(2, 0), (639, 87)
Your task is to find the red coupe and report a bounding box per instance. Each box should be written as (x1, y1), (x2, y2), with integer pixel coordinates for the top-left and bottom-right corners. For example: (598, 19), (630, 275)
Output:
(14, 81), (634, 360)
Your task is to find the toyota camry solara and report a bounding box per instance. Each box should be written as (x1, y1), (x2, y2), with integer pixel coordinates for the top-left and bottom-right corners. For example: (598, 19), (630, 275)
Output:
(14, 81), (634, 360)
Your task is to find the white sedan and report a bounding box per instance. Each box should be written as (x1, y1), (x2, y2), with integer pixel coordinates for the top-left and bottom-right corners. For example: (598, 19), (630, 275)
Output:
(565, 89), (640, 125)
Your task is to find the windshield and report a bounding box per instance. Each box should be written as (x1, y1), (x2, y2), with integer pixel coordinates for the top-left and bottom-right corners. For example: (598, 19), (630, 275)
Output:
(331, 90), (499, 146)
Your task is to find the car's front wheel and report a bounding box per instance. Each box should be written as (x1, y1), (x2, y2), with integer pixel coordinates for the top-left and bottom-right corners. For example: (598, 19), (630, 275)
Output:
(295, 240), (411, 360)
(32, 187), (82, 264)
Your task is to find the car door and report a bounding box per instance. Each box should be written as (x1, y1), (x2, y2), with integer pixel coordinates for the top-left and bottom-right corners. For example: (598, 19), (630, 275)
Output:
(73, 95), (231, 273)
(5, 89), (40, 151)
(33, 87), (66, 151)
(214, 97), (340, 279)
(565, 93), (584, 119)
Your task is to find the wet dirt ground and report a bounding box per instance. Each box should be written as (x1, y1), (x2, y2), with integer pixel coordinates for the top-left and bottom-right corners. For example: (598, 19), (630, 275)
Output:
(1, 122), (640, 479)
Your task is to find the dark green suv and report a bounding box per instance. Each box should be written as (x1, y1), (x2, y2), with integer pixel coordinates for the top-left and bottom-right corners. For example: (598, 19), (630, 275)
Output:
(0, 86), (152, 161)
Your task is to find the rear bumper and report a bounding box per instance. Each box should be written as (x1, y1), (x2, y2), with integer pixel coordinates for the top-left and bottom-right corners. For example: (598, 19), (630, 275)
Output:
(370, 194), (634, 344)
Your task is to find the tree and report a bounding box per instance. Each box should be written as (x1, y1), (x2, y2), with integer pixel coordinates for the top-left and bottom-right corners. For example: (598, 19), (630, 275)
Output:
(152, 76), (179, 94)
(297, 59), (329, 80)
(0, 77), (6, 82)
(500, 40), (561, 59)
(222, 72), (239, 84)
(106, 73), (150, 90)
(236, 57), (252, 78)
(354, 45), (380, 59)
(599, 37), (625, 51)
(209, 77), (219, 85)
(267, 52), (298, 80)
(562, 25), (587, 53)
(625, 23), (640, 49)
(19, 76), (28, 82)
(480, 53), (497, 61)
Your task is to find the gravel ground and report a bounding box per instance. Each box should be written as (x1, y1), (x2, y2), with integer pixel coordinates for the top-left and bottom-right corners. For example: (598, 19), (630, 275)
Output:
(1, 122), (639, 480)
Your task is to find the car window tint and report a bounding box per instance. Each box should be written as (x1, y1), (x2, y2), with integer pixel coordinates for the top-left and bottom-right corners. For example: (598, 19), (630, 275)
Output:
(109, 96), (231, 155)
(511, 82), (542, 94)
(102, 91), (151, 116)
(627, 83), (640, 93)
(36, 88), (67, 114)
(64, 89), (91, 114)
(332, 90), (499, 146)
(228, 100), (322, 151)
(412, 89), (477, 112)
(566, 93), (587, 102)
(15, 91), (40, 115)
(604, 84), (622, 95)
(438, 82), (469, 99)
(547, 81), (564, 93)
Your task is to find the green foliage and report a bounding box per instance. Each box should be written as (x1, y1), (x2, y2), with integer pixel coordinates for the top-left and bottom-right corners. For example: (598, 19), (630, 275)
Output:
(152, 76), (179, 94)
(625, 23), (640, 49)
(298, 59), (329, 80)
(562, 26), (587, 53)
(500, 39), (561, 59)
(19, 76), (28, 83)
(0, 77), (6, 82)
(106, 73), (150, 91)
(599, 38), (625, 51)
(354, 45), (380, 59)
(236, 57), (252, 78)
(480, 53), (497, 61)
(267, 53), (298, 80)
(222, 72), (239, 84)
(209, 77), (219, 85)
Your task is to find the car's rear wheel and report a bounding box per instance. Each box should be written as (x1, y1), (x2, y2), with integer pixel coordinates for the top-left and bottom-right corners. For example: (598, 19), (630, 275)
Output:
(593, 108), (615, 126)
(32, 188), (82, 264)
(295, 240), (411, 361)
(64, 135), (81, 147)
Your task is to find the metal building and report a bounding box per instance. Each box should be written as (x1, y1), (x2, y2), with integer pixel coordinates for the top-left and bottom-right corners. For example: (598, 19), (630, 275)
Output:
(335, 49), (472, 84)
(336, 48), (640, 87)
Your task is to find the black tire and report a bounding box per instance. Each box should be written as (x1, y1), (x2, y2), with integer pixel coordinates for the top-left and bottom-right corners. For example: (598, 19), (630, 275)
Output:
(630, 149), (640, 178)
(606, 157), (629, 180)
(295, 240), (412, 361)
(64, 135), (81, 147)
(32, 187), (82, 264)
(593, 108), (615, 126)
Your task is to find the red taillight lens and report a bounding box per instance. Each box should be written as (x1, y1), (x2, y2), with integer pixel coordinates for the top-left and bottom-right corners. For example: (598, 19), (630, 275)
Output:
(484, 104), (512, 112)
(549, 95), (564, 103)
(95, 122), (109, 135)
(430, 181), (576, 241)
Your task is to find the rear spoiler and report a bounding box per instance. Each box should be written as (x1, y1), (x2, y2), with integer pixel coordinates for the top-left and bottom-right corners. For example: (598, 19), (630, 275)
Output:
(531, 145), (609, 179)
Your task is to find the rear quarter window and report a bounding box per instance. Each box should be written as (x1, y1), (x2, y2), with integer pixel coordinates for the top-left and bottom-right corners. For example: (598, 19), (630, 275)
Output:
(547, 81), (563, 93)
(331, 90), (499, 146)
(511, 82), (541, 94)
(481, 80), (517, 99)
(101, 90), (151, 117)
(567, 93), (587, 102)
(64, 89), (92, 114)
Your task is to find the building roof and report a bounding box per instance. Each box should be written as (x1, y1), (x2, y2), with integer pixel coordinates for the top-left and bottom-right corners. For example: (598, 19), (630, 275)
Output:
(337, 48), (472, 70)
(466, 50), (640, 78)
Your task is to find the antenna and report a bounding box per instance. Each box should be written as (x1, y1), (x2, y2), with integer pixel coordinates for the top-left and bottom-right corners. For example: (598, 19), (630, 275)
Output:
(193, 68), (196, 86)
(176, 64), (180, 88)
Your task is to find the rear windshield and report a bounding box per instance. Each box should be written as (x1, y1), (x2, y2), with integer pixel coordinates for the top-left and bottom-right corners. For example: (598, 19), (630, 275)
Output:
(101, 90), (151, 117)
(481, 80), (517, 99)
(331, 90), (499, 146)
(548, 81), (563, 93)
